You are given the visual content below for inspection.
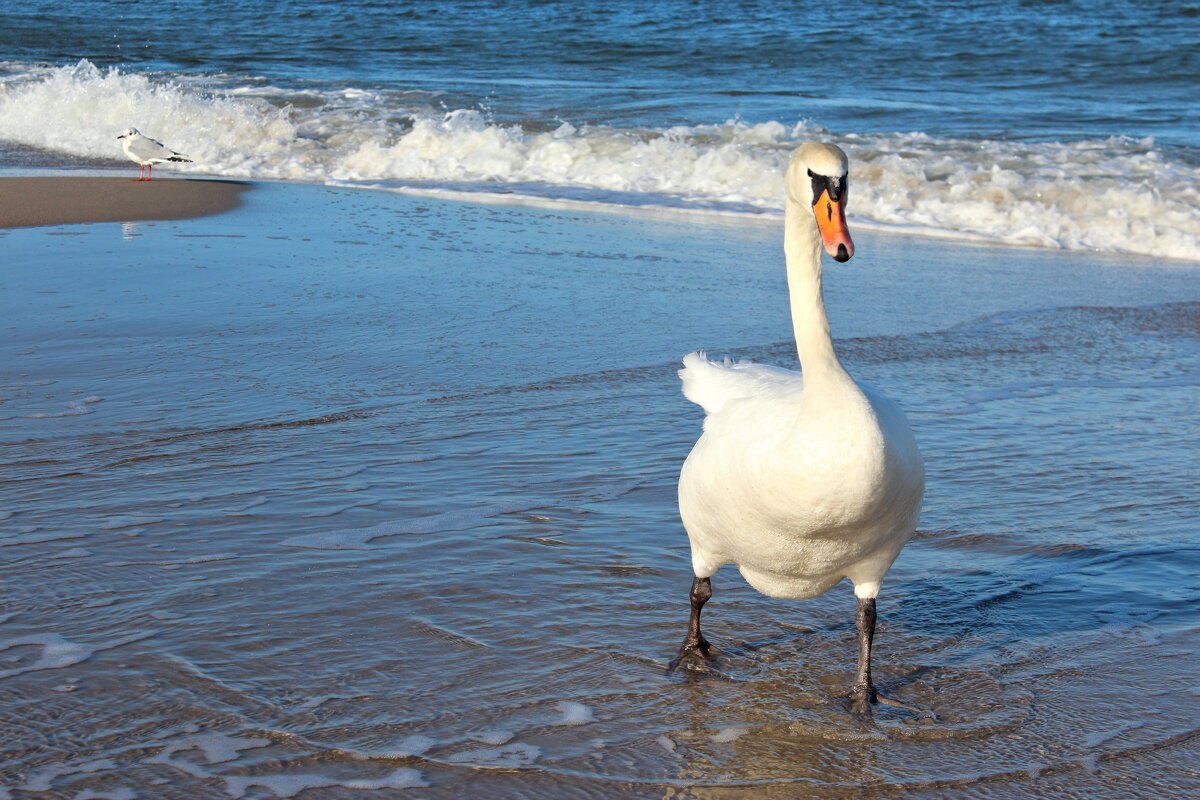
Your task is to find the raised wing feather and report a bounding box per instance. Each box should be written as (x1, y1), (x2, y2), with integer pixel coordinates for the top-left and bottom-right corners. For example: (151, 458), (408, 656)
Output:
(679, 351), (802, 417)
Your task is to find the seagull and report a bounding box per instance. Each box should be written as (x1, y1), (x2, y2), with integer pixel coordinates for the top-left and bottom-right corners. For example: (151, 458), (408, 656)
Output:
(116, 128), (192, 181)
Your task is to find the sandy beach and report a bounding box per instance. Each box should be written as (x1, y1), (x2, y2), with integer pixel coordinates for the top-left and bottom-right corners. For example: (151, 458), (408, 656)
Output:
(3, 178), (1199, 798)
(0, 176), (248, 228)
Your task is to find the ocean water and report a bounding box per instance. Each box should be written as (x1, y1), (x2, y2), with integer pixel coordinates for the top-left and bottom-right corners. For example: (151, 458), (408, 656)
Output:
(3, 2), (1200, 798)
(1, 0), (1198, 260)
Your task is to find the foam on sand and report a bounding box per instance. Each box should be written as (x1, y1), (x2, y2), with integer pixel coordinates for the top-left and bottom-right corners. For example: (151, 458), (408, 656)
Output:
(146, 733), (272, 778)
(554, 701), (595, 726)
(141, 731), (428, 795)
(445, 742), (541, 769)
(223, 770), (427, 798)
(0, 631), (154, 678)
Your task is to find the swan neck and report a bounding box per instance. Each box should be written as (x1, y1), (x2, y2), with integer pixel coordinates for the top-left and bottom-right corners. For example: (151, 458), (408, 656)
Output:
(784, 198), (842, 379)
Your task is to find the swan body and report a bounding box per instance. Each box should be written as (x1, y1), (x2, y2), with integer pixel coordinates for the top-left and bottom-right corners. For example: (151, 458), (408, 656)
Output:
(678, 353), (923, 600)
(671, 143), (924, 710)
(117, 128), (192, 181)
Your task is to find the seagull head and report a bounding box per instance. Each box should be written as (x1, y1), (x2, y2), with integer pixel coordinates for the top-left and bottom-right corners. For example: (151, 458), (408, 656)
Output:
(117, 128), (141, 140)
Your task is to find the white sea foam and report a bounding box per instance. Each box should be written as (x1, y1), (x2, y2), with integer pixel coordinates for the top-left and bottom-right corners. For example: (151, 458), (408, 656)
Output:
(150, 732), (272, 767)
(2, 60), (1198, 261)
(710, 726), (749, 743)
(466, 729), (514, 746)
(21, 759), (117, 792)
(379, 734), (439, 757)
(0, 631), (152, 678)
(445, 742), (541, 769)
(224, 768), (427, 798)
(554, 701), (595, 726)
(74, 790), (136, 800)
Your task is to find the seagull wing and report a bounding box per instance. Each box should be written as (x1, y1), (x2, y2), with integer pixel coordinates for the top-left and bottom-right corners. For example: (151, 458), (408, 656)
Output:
(127, 135), (176, 163)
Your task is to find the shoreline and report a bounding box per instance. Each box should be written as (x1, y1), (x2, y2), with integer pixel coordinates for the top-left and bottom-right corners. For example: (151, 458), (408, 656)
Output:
(0, 176), (249, 229)
(2, 174), (1193, 266)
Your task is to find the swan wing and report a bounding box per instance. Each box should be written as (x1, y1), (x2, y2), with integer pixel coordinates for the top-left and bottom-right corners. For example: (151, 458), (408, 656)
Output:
(679, 351), (802, 417)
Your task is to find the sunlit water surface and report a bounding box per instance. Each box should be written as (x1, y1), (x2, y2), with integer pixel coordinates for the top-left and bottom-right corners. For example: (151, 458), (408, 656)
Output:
(2, 184), (1199, 798)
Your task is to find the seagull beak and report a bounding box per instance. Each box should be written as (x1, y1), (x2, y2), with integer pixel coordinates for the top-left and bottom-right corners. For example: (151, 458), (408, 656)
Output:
(117, 135), (126, 139)
(813, 188), (854, 263)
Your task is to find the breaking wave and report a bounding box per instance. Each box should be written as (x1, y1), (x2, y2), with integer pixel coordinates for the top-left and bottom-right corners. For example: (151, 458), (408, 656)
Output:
(2, 60), (1197, 261)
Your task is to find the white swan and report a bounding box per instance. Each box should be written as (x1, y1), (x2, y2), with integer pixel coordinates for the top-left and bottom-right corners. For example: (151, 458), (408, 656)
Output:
(670, 142), (925, 713)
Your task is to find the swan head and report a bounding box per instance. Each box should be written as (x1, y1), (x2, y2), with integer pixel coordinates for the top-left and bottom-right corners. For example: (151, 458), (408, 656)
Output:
(786, 143), (854, 263)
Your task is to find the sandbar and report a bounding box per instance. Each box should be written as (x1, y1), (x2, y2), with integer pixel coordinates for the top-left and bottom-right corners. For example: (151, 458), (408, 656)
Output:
(0, 176), (248, 229)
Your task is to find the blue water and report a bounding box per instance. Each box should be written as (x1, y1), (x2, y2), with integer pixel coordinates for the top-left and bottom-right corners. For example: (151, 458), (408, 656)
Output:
(3, 0), (1198, 145)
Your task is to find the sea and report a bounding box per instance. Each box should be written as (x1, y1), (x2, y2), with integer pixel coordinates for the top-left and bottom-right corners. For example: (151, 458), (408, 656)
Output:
(2, 1), (1200, 798)
(1, 0), (1199, 260)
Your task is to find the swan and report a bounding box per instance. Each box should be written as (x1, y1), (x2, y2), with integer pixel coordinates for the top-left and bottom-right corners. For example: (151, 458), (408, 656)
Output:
(117, 128), (192, 181)
(670, 142), (924, 713)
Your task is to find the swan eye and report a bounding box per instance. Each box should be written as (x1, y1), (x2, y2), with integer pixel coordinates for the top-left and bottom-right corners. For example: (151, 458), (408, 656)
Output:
(809, 172), (828, 207)
(809, 171), (848, 207)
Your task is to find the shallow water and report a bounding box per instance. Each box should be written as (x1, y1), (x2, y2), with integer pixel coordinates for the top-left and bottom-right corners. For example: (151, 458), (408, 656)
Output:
(2, 185), (1200, 798)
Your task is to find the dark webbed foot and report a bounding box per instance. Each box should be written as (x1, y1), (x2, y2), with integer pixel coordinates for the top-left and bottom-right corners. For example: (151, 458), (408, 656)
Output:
(666, 632), (712, 673)
(846, 684), (935, 719)
(847, 682), (877, 716)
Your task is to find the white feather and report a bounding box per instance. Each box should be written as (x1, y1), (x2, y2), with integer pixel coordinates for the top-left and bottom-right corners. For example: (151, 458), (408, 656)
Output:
(679, 351), (800, 419)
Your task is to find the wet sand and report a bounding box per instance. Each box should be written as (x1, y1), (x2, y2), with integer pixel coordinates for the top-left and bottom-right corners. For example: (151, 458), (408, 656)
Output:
(0, 176), (248, 228)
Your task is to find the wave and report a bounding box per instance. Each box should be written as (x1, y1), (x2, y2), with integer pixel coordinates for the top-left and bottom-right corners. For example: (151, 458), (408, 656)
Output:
(2, 60), (1198, 262)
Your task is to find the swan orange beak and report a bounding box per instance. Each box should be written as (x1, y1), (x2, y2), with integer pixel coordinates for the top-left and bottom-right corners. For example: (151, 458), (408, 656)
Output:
(813, 188), (854, 262)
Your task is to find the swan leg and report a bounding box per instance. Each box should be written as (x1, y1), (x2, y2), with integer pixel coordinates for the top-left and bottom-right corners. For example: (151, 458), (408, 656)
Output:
(848, 596), (878, 713)
(667, 576), (712, 672)
(846, 597), (932, 718)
